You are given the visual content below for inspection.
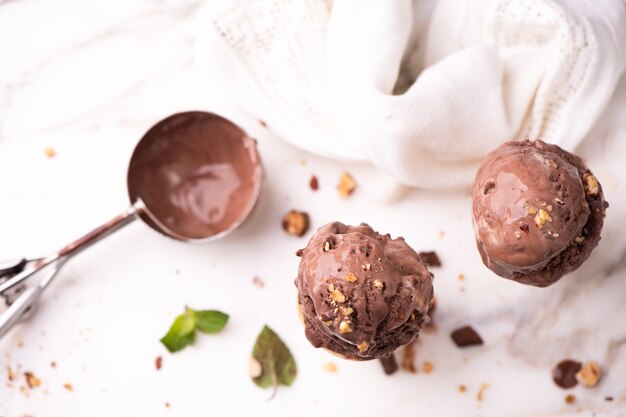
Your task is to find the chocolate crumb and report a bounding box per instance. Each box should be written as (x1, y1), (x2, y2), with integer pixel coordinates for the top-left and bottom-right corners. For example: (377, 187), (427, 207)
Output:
(379, 355), (398, 375)
(605, 396), (614, 402)
(165, 402), (171, 408)
(155, 356), (163, 371)
(282, 210), (310, 237)
(295, 249), (304, 257)
(252, 276), (265, 288)
(564, 394), (576, 404)
(50, 362), (56, 369)
(451, 326), (483, 347)
(401, 340), (417, 373)
(519, 223), (530, 234)
(552, 360), (582, 389)
(418, 251), (441, 267)
(309, 175), (319, 191)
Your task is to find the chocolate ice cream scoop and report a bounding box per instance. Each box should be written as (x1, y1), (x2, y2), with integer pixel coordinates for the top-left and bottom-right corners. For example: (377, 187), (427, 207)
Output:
(295, 222), (433, 360)
(472, 140), (607, 287)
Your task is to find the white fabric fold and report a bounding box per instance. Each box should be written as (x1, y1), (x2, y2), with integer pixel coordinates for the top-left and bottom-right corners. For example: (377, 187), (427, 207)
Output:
(197, 0), (626, 191)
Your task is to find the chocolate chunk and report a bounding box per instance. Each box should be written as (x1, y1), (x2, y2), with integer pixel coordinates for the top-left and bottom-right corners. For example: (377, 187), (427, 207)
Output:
(552, 360), (582, 389)
(379, 355), (399, 375)
(309, 175), (319, 191)
(605, 396), (614, 402)
(450, 326), (483, 347)
(419, 251), (442, 267)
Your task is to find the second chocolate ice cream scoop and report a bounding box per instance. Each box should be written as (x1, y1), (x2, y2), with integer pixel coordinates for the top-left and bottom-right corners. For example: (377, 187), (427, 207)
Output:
(472, 139), (607, 287)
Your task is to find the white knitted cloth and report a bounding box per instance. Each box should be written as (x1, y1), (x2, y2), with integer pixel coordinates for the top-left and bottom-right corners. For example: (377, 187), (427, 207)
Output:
(197, 0), (626, 191)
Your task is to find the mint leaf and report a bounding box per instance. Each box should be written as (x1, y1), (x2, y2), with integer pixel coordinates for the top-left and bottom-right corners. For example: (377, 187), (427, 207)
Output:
(194, 310), (229, 334)
(160, 307), (229, 353)
(251, 325), (297, 398)
(160, 308), (197, 353)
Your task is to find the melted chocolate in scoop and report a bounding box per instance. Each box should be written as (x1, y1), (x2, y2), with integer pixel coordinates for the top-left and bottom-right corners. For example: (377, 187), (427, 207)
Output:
(127, 112), (262, 240)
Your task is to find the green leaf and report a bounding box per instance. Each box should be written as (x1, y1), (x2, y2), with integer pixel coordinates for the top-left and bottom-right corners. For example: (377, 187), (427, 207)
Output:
(160, 308), (197, 353)
(251, 325), (297, 398)
(194, 310), (229, 334)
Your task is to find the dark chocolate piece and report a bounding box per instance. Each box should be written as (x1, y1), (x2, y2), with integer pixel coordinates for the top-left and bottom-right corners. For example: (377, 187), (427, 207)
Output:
(379, 355), (399, 375)
(552, 360), (582, 389)
(418, 251), (442, 267)
(450, 326), (483, 347)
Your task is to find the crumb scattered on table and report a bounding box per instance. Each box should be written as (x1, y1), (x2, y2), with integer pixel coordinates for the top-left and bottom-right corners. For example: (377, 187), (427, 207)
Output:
(282, 210), (310, 237)
(44, 147), (56, 158)
(451, 325), (484, 348)
(337, 172), (356, 197)
(418, 251), (441, 267)
(422, 361), (433, 374)
(155, 356), (163, 371)
(458, 385), (467, 393)
(165, 402), (171, 408)
(252, 276), (265, 288)
(457, 273), (465, 281)
(477, 383), (490, 402)
(576, 361), (601, 387)
(7, 366), (16, 381)
(322, 362), (338, 373)
(50, 361), (56, 369)
(565, 394), (576, 404)
(24, 372), (41, 389)
(310, 175), (319, 191)
(63, 383), (73, 392)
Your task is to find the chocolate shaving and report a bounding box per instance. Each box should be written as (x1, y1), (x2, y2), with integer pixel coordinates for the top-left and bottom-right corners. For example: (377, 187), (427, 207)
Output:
(418, 251), (441, 267)
(450, 326), (483, 347)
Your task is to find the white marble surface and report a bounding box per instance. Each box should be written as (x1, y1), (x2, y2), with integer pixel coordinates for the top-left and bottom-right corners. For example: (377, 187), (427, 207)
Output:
(1, 1), (625, 416)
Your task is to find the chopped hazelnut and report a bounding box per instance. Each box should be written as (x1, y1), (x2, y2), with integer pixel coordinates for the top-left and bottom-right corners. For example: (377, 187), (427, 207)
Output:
(373, 280), (384, 289)
(576, 362), (601, 387)
(322, 362), (338, 373)
(527, 205), (538, 215)
(24, 372), (41, 388)
(554, 197), (565, 205)
(422, 361), (434, 373)
(583, 173), (599, 196)
(575, 236), (585, 243)
(534, 209), (552, 228)
(357, 341), (369, 353)
(345, 272), (357, 282)
(337, 172), (356, 198)
(330, 289), (346, 303)
(339, 321), (352, 334)
(362, 263), (371, 271)
(514, 231), (521, 239)
(343, 307), (354, 316)
(44, 147), (56, 158)
(323, 241), (330, 252)
(282, 210), (310, 237)
(63, 383), (73, 392)
(546, 204), (553, 211)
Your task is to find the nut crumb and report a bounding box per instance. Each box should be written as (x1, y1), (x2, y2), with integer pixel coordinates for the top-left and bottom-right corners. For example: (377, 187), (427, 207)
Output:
(357, 341), (369, 353)
(575, 236), (585, 243)
(155, 356), (163, 371)
(24, 372), (40, 389)
(282, 210), (310, 237)
(565, 394), (576, 404)
(527, 205), (538, 215)
(514, 231), (521, 239)
(323, 362), (338, 373)
(457, 273), (465, 281)
(343, 307), (353, 316)
(477, 383), (490, 402)
(546, 204), (553, 211)
(345, 272), (357, 282)
(165, 402), (171, 408)
(458, 385), (467, 393)
(44, 147), (56, 158)
(583, 173), (599, 196)
(362, 263), (371, 271)
(330, 289), (346, 303)
(554, 197), (565, 205)
(422, 361), (433, 374)
(337, 172), (356, 198)
(373, 280), (384, 289)
(418, 251), (442, 267)
(7, 366), (16, 381)
(17, 341), (24, 348)
(339, 321), (352, 334)
(63, 383), (73, 392)
(252, 276), (265, 288)
(534, 208), (552, 228)
(323, 241), (330, 252)
(576, 362), (601, 387)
